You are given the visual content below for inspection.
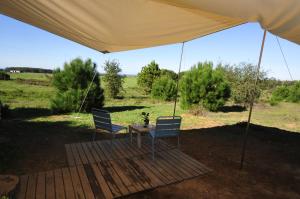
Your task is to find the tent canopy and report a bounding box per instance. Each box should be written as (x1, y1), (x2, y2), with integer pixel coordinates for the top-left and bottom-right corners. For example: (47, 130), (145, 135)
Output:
(1, 0), (300, 53)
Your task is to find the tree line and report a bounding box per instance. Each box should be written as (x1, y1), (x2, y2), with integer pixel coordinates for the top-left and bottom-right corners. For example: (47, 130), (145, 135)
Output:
(47, 58), (299, 113)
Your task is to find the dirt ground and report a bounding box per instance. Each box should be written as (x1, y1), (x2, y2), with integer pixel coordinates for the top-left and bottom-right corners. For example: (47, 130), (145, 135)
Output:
(1, 120), (300, 199)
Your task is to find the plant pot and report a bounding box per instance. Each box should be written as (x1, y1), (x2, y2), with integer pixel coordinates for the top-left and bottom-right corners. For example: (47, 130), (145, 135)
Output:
(143, 119), (149, 127)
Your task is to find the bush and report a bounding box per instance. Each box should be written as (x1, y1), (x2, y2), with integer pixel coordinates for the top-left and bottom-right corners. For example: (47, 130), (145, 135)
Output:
(270, 81), (300, 104)
(51, 58), (104, 113)
(160, 69), (178, 80)
(102, 60), (124, 98)
(0, 100), (9, 120)
(180, 62), (231, 111)
(288, 81), (300, 102)
(137, 61), (161, 93)
(217, 63), (266, 107)
(151, 76), (177, 101)
(0, 71), (10, 80)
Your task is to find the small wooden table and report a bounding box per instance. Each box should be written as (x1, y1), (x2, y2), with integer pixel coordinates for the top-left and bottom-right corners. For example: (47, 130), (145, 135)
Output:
(129, 124), (155, 148)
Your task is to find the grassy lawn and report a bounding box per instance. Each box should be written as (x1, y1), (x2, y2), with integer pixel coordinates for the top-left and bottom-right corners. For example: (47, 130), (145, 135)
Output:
(0, 72), (299, 132)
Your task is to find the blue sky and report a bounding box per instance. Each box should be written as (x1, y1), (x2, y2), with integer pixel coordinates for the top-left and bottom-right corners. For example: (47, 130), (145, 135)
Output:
(0, 14), (299, 80)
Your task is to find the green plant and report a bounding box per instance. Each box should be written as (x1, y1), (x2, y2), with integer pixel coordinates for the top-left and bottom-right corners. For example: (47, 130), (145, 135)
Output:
(0, 100), (9, 119)
(180, 62), (231, 111)
(141, 112), (150, 126)
(0, 71), (10, 80)
(151, 76), (177, 101)
(102, 60), (124, 98)
(51, 58), (104, 113)
(217, 63), (266, 107)
(137, 61), (161, 94)
(160, 69), (178, 80)
(287, 81), (300, 102)
(270, 81), (300, 105)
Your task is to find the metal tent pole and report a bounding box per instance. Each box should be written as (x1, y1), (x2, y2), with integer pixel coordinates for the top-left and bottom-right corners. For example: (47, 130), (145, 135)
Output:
(173, 42), (185, 117)
(240, 29), (267, 169)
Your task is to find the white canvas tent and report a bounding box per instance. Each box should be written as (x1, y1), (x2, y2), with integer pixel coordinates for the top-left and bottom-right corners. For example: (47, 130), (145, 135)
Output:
(0, 0), (298, 169)
(1, 0), (300, 52)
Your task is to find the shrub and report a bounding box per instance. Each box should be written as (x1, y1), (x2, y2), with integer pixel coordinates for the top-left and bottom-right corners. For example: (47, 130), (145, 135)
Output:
(180, 62), (231, 111)
(270, 81), (300, 104)
(0, 100), (9, 120)
(0, 71), (10, 80)
(270, 85), (290, 102)
(160, 69), (178, 80)
(287, 81), (300, 102)
(217, 63), (266, 107)
(102, 60), (124, 98)
(51, 58), (104, 113)
(137, 61), (161, 93)
(151, 76), (177, 101)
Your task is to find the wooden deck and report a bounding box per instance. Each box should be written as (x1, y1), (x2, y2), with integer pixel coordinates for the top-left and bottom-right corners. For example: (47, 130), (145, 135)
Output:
(17, 138), (211, 199)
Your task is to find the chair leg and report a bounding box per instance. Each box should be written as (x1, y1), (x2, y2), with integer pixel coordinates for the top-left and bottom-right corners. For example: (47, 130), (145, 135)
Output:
(152, 138), (155, 160)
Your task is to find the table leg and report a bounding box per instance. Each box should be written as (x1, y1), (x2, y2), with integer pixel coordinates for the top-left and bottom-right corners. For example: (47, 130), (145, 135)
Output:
(137, 132), (141, 148)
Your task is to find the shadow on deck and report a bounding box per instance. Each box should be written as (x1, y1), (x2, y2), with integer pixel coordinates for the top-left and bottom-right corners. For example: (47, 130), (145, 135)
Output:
(16, 137), (211, 199)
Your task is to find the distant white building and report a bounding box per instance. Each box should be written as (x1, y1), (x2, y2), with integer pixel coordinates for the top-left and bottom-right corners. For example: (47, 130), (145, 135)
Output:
(9, 70), (21, 73)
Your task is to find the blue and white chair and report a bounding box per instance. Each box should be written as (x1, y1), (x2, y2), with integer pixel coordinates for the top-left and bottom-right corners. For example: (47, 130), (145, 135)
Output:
(150, 116), (182, 160)
(91, 108), (127, 148)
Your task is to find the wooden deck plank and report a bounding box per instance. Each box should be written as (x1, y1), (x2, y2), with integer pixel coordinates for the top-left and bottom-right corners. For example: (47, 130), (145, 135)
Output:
(81, 142), (96, 164)
(122, 158), (152, 190)
(167, 149), (204, 175)
(45, 171), (55, 199)
(147, 154), (179, 183)
(65, 144), (75, 167)
(139, 156), (170, 185)
(83, 164), (106, 199)
(91, 141), (106, 162)
(70, 144), (82, 166)
(132, 157), (162, 187)
(160, 151), (194, 179)
(36, 172), (46, 199)
(110, 141), (126, 160)
(115, 159), (144, 192)
(69, 167), (85, 199)
(86, 142), (101, 163)
(101, 161), (129, 196)
(108, 160), (137, 193)
(102, 141), (119, 160)
(17, 175), (28, 199)
(62, 139), (211, 199)
(96, 141), (113, 161)
(96, 162), (121, 198)
(54, 169), (65, 199)
(26, 173), (37, 199)
(156, 152), (187, 180)
(61, 168), (76, 199)
(75, 143), (89, 165)
(91, 164), (114, 199)
(76, 166), (95, 199)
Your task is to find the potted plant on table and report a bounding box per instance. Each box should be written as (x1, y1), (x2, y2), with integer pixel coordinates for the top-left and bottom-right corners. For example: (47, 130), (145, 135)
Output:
(141, 112), (150, 127)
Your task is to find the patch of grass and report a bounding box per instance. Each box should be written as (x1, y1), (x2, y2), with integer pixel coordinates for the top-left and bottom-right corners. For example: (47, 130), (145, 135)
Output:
(1, 73), (300, 132)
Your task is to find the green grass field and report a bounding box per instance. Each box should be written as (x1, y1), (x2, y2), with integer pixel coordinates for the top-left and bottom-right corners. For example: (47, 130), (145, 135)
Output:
(1, 72), (299, 132)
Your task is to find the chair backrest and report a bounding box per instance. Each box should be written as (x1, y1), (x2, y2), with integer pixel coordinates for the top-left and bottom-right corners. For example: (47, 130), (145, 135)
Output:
(91, 108), (112, 132)
(155, 116), (182, 137)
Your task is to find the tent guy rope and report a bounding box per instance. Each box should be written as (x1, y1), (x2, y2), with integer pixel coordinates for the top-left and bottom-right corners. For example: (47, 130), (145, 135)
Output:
(173, 42), (185, 116)
(276, 36), (294, 81)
